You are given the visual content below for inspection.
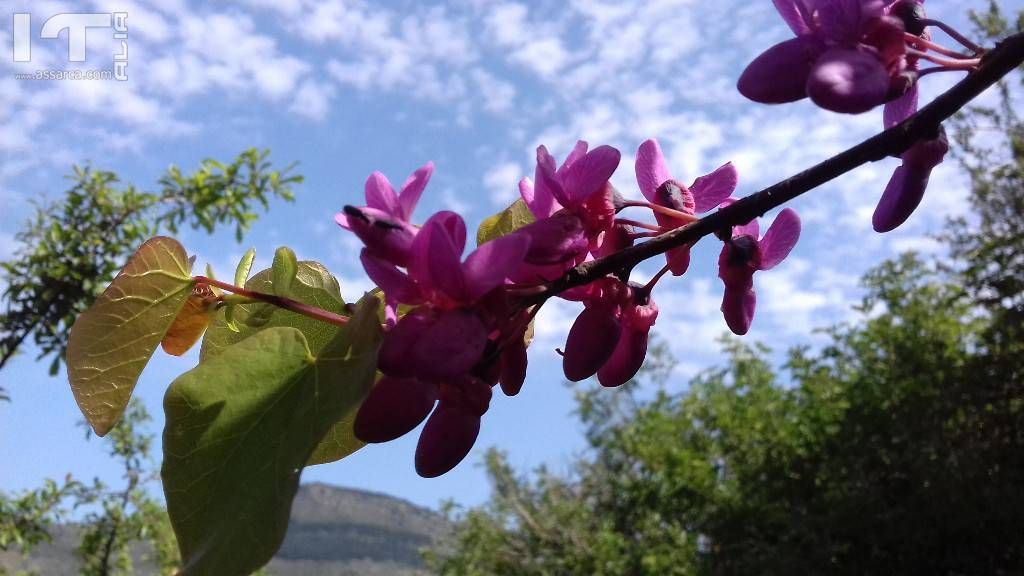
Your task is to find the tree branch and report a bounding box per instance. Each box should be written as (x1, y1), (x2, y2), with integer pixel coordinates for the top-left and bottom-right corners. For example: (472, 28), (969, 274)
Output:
(526, 32), (1024, 305)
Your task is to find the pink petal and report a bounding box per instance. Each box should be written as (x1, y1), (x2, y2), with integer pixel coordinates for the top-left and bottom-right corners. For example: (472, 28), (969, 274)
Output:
(902, 128), (948, 171)
(562, 306), (622, 382)
(535, 145), (569, 210)
(415, 403), (481, 478)
(635, 139), (673, 202)
(354, 376), (437, 443)
(807, 48), (890, 114)
(434, 210), (467, 255)
(597, 328), (649, 388)
(410, 213), (467, 301)
(378, 309), (434, 378)
(561, 145), (621, 206)
(557, 140), (589, 177)
(463, 232), (531, 300)
(758, 208), (801, 270)
(334, 212), (351, 230)
(667, 246), (692, 276)
(398, 161), (434, 221)
(691, 162), (739, 214)
(365, 171), (401, 216)
(772, 0), (814, 35)
(360, 250), (422, 306)
(721, 284), (756, 336)
(343, 206), (416, 267)
(818, 0), (885, 43)
(883, 84), (918, 129)
(516, 212), (588, 265)
(872, 165), (929, 232)
(735, 218), (760, 240)
(499, 338), (528, 397)
(412, 310), (488, 380)
(738, 37), (824, 104)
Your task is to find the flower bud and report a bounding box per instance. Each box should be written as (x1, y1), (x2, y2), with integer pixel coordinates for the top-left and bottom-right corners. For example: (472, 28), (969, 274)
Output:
(354, 376), (438, 443)
(562, 306), (622, 382)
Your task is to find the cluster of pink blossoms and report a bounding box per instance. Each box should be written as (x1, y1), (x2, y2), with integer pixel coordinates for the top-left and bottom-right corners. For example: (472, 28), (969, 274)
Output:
(337, 139), (800, 477)
(336, 0), (982, 478)
(739, 0), (974, 231)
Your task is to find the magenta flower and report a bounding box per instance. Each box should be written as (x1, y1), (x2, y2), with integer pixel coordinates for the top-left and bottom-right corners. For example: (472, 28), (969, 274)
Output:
(635, 138), (737, 275)
(336, 162), (433, 267)
(598, 295), (658, 388)
(738, 0), (911, 114)
(717, 207), (801, 335)
(872, 127), (948, 232)
(415, 376), (492, 478)
(561, 279), (658, 387)
(354, 375), (438, 443)
(353, 209), (531, 477)
(516, 141), (621, 269)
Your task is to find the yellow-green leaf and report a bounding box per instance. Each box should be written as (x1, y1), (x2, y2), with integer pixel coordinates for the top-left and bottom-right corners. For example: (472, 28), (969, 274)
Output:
(476, 198), (535, 246)
(271, 246), (298, 297)
(67, 236), (194, 436)
(234, 247), (256, 286)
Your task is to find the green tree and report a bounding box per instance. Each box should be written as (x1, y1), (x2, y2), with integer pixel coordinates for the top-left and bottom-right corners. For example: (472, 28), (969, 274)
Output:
(0, 149), (301, 391)
(1, 400), (179, 576)
(431, 251), (1024, 574)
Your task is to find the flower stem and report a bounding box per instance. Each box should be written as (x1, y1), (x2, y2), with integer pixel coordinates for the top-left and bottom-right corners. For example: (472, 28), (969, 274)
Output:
(905, 33), (973, 59)
(193, 276), (351, 327)
(620, 200), (700, 223)
(641, 264), (672, 293)
(615, 218), (662, 232)
(907, 48), (980, 70)
(922, 18), (984, 55)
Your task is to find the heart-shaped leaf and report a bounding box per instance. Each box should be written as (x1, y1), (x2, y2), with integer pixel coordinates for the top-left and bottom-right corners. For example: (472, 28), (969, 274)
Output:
(162, 296), (382, 576)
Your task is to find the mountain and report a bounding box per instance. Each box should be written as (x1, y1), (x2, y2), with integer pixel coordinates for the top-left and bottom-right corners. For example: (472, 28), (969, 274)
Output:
(0, 483), (451, 575)
(269, 482), (450, 575)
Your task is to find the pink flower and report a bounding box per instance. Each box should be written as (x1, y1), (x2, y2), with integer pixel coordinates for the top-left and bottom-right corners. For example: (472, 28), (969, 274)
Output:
(561, 278), (658, 387)
(717, 206), (801, 335)
(635, 138), (737, 275)
(738, 0), (913, 114)
(336, 162), (433, 267)
(353, 209), (532, 477)
(516, 141), (621, 271)
(872, 127), (948, 232)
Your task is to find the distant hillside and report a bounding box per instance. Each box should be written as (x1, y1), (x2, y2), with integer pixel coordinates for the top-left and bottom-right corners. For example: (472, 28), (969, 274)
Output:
(0, 483), (450, 575)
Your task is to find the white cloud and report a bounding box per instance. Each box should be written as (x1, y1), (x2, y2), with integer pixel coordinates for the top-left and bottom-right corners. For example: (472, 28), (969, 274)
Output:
(483, 161), (523, 205)
(472, 69), (516, 114)
(289, 79), (335, 121)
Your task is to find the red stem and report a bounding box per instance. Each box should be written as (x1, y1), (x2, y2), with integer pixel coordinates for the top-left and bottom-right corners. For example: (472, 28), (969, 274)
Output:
(193, 276), (351, 327)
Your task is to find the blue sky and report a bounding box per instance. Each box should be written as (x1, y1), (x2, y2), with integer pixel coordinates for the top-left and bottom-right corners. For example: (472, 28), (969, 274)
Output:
(1, 0), (1020, 511)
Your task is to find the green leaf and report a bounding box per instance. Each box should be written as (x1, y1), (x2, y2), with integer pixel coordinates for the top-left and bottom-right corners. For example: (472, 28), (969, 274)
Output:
(271, 247), (298, 297)
(476, 198), (535, 246)
(200, 261), (367, 465)
(200, 261), (344, 360)
(234, 248), (256, 286)
(162, 296), (382, 576)
(67, 236), (194, 436)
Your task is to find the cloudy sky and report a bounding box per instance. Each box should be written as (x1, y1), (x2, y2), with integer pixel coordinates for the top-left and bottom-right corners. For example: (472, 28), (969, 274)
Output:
(1, 0), (1020, 510)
